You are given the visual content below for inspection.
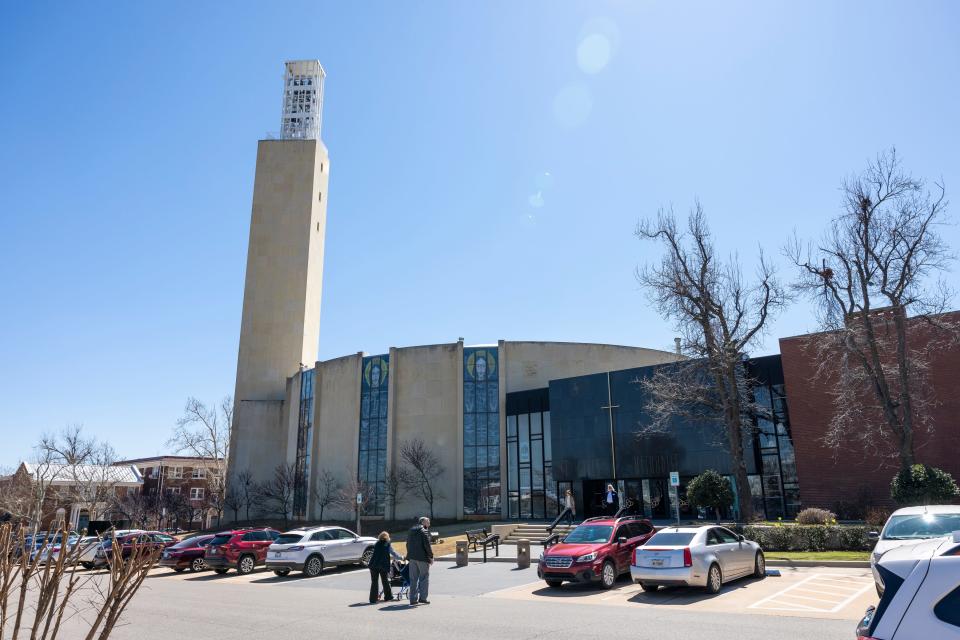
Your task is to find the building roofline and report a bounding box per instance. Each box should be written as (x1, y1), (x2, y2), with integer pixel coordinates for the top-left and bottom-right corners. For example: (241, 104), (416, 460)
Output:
(116, 455), (223, 465)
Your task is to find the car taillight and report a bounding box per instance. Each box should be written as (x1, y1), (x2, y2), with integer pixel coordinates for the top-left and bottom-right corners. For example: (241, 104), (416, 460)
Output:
(856, 636), (879, 640)
(683, 548), (692, 567)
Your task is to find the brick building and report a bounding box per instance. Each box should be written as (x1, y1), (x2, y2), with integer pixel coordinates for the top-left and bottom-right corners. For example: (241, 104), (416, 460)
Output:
(117, 456), (225, 529)
(780, 310), (960, 513)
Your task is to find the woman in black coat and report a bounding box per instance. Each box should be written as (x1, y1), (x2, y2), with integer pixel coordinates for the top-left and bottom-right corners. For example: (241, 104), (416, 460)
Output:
(368, 531), (402, 603)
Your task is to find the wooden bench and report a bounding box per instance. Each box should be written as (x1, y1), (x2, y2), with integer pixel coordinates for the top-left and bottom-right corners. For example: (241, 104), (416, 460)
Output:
(465, 528), (500, 562)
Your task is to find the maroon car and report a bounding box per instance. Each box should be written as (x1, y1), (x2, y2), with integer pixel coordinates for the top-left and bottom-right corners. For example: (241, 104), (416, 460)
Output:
(93, 531), (178, 568)
(159, 534), (215, 572)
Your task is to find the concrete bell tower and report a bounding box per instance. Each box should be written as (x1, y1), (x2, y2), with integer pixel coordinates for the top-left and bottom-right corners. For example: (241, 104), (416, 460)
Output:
(228, 60), (330, 484)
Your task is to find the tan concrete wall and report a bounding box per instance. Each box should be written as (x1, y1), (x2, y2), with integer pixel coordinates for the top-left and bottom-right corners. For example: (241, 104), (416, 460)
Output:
(230, 400), (284, 485)
(500, 341), (681, 394)
(391, 343), (461, 521)
(229, 138), (329, 488)
(309, 353), (362, 520)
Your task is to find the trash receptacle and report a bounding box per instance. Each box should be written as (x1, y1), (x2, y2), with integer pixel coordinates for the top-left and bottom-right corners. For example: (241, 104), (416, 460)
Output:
(456, 540), (469, 567)
(517, 539), (530, 569)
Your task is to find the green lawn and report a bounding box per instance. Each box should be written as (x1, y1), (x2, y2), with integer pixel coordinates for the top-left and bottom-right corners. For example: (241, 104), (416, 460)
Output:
(764, 550), (871, 561)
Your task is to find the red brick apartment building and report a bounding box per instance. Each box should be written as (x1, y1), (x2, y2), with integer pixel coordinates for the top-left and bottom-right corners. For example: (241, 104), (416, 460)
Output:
(117, 456), (224, 529)
(780, 310), (960, 512)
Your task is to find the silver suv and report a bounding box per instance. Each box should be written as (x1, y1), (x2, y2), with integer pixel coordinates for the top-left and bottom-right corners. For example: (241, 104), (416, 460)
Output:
(266, 526), (377, 577)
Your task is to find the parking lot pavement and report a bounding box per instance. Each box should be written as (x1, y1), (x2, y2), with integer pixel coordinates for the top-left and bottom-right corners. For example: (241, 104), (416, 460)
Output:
(485, 565), (877, 621)
(87, 563), (857, 640)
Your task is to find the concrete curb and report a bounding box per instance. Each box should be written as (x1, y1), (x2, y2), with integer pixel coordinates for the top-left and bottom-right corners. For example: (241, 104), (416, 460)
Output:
(436, 556), (521, 564)
(766, 559), (871, 568)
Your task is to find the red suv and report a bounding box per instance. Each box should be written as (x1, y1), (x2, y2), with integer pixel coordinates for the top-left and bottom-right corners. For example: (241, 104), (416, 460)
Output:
(205, 528), (281, 575)
(537, 516), (656, 589)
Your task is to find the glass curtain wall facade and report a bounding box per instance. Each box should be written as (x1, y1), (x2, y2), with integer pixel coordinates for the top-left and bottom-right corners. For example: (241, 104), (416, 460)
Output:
(506, 389), (555, 519)
(358, 355), (389, 516)
(548, 356), (800, 521)
(293, 369), (315, 518)
(463, 347), (501, 515)
(748, 355), (801, 519)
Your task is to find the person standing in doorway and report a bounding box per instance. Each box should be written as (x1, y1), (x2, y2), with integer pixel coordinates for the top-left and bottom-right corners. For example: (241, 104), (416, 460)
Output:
(605, 483), (619, 515)
(562, 489), (576, 526)
(368, 531), (402, 603)
(405, 516), (434, 606)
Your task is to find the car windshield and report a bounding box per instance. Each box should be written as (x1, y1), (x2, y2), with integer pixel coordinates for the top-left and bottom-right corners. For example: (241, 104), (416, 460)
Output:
(209, 534), (233, 546)
(882, 513), (960, 540)
(563, 525), (613, 544)
(646, 532), (696, 546)
(275, 534), (304, 545)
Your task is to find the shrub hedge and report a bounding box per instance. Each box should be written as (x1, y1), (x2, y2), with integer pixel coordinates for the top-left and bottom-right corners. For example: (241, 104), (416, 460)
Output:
(741, 525), (874, 552)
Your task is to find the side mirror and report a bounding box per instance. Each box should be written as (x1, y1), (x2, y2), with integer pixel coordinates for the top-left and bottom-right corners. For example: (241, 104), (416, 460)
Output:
(868, 531), (880, 540)
(618, 537), (628, 545)
(737, 535), (745, 542)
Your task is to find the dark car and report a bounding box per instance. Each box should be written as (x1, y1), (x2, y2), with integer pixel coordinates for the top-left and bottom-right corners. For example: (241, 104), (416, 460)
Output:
(537, 516), (656, 589)
(159, 534), (216, 572)
(93, 531), (178, 568)
(204, 528), (281, 575)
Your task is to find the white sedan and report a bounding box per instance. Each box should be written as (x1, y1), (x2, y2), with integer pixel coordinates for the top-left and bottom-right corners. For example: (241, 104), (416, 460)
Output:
(870, 505), (960, 596)
(630, 525), (765, 594)
(266, 526), (377, 577)
(857, 531), (960, 639)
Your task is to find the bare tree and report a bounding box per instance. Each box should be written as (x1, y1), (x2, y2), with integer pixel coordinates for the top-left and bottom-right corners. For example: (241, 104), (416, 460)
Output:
(399, 438), (446, 520)
(335, 477), (373, 535)
(110, 491), (158, 530)
(255, 464), (297, 527)
(636, 205), (788, 522)
(787, 149), (956, 469)
(310, 469), (340, 522)
(383, 467), (407, 521)
(34, 425), (121, 527)
(226, 469), (256, 523)
(167, 397), (231, 525)
(0, 522), (158, 640)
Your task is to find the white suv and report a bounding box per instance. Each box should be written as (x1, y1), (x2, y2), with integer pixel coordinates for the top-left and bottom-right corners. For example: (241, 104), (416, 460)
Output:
(870, 505), (960, 595)
(266, 526), (377, 577)
(857, 531), (960, 639)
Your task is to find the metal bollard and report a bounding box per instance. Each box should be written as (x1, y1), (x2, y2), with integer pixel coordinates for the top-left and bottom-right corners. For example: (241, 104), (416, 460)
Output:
(517, 539), (530, 569)
(456, 540), (469, 567)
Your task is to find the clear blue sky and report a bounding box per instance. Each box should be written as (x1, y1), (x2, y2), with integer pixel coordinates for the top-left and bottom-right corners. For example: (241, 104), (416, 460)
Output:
(1, 1), (958, 468)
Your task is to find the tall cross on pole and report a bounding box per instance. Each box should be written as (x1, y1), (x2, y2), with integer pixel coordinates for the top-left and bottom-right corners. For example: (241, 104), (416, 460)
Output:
(600, 372), (619, 479)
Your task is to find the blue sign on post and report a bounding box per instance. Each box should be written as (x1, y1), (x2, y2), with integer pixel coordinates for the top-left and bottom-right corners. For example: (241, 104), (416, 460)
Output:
(669, 471), (679, 487)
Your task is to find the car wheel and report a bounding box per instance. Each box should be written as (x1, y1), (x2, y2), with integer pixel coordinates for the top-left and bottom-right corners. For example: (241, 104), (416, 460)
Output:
(360, 547), (374, 567)
(753, 551), (765, 579)
(173, 567), (185, 573)
(274, 569), (290, 577)
(705, 563), (722, 594)
(214, 568), (229, 575)
(304, 555), (324, 577)
(190, 557), (205, 572)
(237, 555), (256, 575)
(81, 562), (94, 570)
(545, 580), (563, 589)
(600, 561), (617, 590)
(640, 582), (659, 592)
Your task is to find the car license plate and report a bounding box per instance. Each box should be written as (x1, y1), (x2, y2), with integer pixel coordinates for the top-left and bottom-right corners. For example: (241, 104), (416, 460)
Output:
(273, 552), (282, 558)
(651, 558), (664, 567)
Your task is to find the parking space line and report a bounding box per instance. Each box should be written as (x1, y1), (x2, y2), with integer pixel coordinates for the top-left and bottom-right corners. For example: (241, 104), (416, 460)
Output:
(785, 593), (845, 604)
(824, 582), (874, 613)
(748, 574), (823, 610)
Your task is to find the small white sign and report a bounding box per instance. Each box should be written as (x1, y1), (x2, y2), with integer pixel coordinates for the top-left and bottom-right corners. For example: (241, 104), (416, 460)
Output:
(669, 471), (680, 487)
(356, 492), (363, 505)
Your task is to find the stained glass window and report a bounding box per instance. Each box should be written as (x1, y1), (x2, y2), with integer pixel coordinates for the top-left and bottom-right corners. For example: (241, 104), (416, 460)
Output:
(358, 355), (389, 515)
(463, 347), (501, 515)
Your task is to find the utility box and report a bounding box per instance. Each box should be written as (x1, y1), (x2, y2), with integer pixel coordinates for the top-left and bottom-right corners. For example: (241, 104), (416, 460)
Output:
(517, 539), (531, 569)
(456, 540), (469, 567)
